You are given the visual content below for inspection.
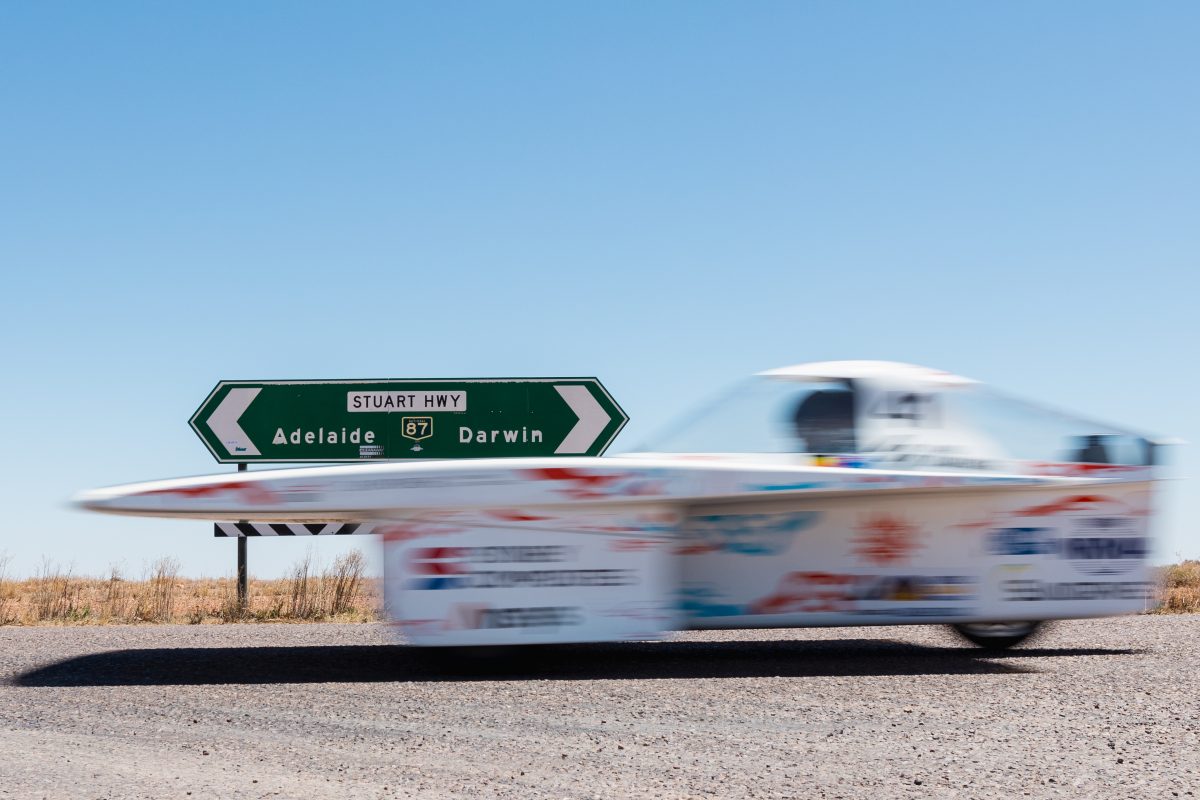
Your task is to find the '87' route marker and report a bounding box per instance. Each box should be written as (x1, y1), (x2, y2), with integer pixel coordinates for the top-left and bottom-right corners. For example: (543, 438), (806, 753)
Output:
(190, 378), (628, 463)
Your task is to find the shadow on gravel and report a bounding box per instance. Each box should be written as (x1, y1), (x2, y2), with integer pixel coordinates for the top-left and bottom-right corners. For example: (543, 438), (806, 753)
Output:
(14, 639), (1142, 687)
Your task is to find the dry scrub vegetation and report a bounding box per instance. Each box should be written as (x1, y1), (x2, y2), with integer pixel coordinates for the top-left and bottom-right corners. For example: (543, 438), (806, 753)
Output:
(0, 550), (379, 625)
(1153, 560), (1200, 614)
(0, 552), (1196, 625)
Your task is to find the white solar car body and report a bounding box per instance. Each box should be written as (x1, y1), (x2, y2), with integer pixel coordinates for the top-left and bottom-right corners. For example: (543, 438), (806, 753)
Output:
(78, 362), (1163, 649)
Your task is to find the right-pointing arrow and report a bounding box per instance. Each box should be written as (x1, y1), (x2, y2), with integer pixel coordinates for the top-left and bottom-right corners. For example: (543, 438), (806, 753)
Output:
(207, 387), (262, 456)
(554, 384), (611, 454)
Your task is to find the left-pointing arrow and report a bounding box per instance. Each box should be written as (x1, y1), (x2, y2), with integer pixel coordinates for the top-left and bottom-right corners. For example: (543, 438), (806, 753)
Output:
(207, 387), (262, 456)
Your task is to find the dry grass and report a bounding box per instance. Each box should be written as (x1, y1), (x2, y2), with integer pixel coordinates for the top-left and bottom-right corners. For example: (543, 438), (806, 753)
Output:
(0, 549), (380, 626)
(1153, 560), (1200, 614)
(0, 550), (1196, 624)
(0, 553), (20, 625)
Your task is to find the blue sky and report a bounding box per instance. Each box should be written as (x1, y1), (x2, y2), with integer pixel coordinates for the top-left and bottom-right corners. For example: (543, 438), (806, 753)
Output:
(1, 2), (1196, 577)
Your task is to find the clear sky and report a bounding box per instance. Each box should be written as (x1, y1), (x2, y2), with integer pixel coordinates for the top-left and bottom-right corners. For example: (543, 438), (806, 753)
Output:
(1, 2), (1196, 578)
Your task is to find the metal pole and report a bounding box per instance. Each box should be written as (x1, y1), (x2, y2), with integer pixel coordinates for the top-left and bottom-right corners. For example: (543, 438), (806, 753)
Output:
(237, 463), (248, 610)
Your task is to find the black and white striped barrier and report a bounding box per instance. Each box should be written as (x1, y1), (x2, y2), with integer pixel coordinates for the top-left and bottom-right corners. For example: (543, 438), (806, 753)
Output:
(213, 522), (372, 537)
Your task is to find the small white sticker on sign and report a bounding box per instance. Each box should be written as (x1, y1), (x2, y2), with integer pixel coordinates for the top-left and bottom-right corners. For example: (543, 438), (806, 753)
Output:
(348, 392), (467, 412)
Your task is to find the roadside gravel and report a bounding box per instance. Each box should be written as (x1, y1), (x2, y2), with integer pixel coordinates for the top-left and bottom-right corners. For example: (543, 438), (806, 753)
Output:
(2, 617), (1197, 799)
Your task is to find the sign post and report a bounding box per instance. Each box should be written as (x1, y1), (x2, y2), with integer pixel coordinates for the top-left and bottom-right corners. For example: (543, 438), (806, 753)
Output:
(190, 378), (628, 463)
(236, 462), (247, 610)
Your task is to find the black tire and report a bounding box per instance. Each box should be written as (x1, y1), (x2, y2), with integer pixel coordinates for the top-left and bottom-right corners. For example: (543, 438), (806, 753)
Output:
(951, 621), (1043, 650)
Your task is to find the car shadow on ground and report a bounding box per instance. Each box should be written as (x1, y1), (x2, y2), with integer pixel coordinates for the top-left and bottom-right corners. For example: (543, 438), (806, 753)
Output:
(13, 638), (1143, 687)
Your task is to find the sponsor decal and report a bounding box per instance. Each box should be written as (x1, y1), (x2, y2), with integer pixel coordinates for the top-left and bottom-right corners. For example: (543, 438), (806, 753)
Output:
(987, 525), (1148, 573)
(597, 600), (677, 624)
(679, 585), (747, 618)
(986, 527), (1057, 556)
(447, 603), (583, 630)
(405, 546), (469, 589)
(677, 511), (819, 556)
(1001, 579), (1154, 602)
(404, 545), (638, 590)
(1062, 517), (1147, 575)
(435, 569), (638, 590)
(980, 495), (1149, 576)
(749, 571), (975, 615)
(408, 545), (578, 565)
(810, 455), (872, 468)
(850, 514), (924, 565)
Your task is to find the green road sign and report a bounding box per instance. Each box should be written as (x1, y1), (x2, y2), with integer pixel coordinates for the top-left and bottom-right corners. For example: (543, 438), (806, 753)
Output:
(189, 379), (628, 463)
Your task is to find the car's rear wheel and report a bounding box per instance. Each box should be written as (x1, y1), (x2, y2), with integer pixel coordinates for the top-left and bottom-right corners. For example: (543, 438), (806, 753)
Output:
(951, 621), (1042, 650)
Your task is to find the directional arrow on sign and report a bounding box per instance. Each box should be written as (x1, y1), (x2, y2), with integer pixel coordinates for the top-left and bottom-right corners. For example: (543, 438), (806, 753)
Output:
(554, 384), (612, 454)
(205, 387), (262, 456)
(189, 378), (628, 463)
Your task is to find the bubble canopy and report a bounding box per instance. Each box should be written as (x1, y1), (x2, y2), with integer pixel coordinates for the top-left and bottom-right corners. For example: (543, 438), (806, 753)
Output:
(630, 361), (1157, 471)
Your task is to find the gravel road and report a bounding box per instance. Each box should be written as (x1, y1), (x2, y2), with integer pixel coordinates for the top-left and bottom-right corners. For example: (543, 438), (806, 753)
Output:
(2, 617), (1198, 799)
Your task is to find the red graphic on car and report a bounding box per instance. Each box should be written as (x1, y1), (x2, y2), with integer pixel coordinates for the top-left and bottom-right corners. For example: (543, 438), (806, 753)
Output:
(378, 519), (465, 543)
(954, 493), (1147, 534)
(750, 572), (857, 614)
(1028, 462), (1142, 478)
(406, 547), (467, 575)
(486, 508), (552, 523)
(525, 468), (666, 499)
(140, 481), (281, 505)
(850, 514), (923, 565)
(1008, 494), (1135, 518)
